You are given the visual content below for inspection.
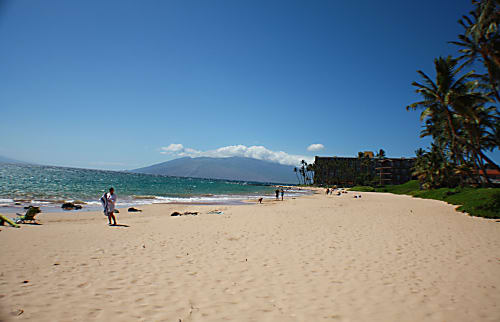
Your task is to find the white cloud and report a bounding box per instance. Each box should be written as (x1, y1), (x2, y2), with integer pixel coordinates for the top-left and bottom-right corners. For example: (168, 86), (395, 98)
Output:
(160, 144), (314, 166)
(307, 143), (324, 152)
(161, 143), (184, 154)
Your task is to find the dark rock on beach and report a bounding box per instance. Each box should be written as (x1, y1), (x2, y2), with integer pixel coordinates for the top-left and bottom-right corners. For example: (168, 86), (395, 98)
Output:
(171, 211), (198, 216)
(128, 207), (142, 212)
(61, 202), (82, 210)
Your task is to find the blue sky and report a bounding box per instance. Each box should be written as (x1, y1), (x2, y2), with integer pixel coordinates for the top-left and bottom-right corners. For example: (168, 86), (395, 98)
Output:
(0, 0), (498, 169)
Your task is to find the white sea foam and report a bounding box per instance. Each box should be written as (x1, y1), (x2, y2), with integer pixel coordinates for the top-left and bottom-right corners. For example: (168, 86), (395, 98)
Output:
(0, 198), (14, 203)
(85, 201), (102, 206)
(30, 201), (53, 205)
(110, 194), (276, 207)
(0, 189), (308, 213)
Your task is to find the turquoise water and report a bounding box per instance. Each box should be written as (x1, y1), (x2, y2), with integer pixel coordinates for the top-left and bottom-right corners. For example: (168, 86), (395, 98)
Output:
(0, 163), (298, 213)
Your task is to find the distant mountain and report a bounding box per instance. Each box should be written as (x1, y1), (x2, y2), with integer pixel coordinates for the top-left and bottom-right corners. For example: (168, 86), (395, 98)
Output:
(132, 157), (299, 184)
(0, 155), (28, 164)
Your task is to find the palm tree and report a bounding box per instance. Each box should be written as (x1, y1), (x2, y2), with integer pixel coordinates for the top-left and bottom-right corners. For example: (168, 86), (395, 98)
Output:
(456, 101), (499, 183)
(407, 1), (500, 187)
(300, 160), (312, 185)
(300, 167), (306, 185)
(408, 57), (472, 168)
(293, 167), (301, 184)
(306, 163), (315, 184)
(413, 145), (459, 188)
(451, 0), (500, 101)
(408, 56), (499, 185)
(376, 149), (386, 159)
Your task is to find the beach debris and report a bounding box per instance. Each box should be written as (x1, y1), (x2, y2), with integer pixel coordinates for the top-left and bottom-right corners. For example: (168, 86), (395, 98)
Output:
(128, 207), (142, 212)
(11, 309), (23, 316)
(53, 263), (60, 266)
(114, 209), (119, 213)
(22, 280), (29, 284)
(208, 210), (224, 215)
(171, 211), (198, 217)
(61, 202), (82, 210)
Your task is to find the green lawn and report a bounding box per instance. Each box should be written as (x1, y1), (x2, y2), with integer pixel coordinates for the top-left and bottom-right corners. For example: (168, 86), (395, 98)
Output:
(351, 180), (500, 219)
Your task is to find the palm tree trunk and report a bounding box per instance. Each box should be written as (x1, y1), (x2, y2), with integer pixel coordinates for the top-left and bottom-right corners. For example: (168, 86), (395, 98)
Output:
(470, 152), (486, 185)
(441, 106), (469, 185)
(469, 134), (494, 186)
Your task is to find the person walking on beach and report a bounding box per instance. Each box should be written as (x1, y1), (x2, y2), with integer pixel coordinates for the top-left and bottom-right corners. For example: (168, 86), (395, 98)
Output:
(275, 189), (280, 200)
(100, 187), (117, 225)
(281, 188), (284, 201)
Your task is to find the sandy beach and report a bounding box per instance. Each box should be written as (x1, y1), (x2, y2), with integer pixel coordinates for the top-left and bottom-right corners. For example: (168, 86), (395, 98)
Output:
(0, 190), (499, 321)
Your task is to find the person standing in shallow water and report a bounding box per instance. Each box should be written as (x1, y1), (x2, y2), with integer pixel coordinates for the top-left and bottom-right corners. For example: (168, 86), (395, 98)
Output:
(275, 189), (280, 200)
(281, 188), (284, 201)
(103, 187), (117, 225)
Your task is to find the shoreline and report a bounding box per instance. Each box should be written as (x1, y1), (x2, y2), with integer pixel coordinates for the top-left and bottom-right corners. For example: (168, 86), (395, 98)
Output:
(0, 187), (313, 214)
(1, 189), (498, 321)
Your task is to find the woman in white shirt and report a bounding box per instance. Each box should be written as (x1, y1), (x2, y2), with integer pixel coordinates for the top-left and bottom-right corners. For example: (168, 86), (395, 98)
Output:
(106, 187), (117, 225)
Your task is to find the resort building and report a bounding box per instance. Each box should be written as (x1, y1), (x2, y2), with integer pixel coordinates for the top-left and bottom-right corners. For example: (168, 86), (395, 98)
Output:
(314, 154), (415, 186)
(475, 169), (500, 184)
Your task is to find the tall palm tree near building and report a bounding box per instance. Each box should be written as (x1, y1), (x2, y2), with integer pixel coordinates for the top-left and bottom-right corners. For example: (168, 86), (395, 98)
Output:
(299, 160), (308, 185)
(457, 98), (499, 182)
(407, 1), (500, 188)
(407, 57), (473, 168)
(451, 0), (500, 101)
(299, 160), (315, 185)
(413, 145), (458, 189)
(306, 163), (315, 184)
(356, 151), (374, 185)
(408, 56), (499, 185)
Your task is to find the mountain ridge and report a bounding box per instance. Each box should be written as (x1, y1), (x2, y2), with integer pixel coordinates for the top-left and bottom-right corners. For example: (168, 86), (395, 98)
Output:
(132, 156), (298, 184)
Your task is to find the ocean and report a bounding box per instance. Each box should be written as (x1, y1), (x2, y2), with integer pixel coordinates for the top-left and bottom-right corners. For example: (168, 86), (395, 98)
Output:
(0, 163), (303, 213)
